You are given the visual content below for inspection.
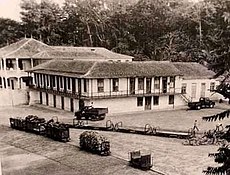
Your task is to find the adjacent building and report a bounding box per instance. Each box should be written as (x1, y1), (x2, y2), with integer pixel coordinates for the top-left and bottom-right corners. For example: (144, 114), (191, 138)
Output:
(173, 62), (220, 102)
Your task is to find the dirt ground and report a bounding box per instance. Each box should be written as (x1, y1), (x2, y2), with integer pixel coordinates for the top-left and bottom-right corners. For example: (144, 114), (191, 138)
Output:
(0, 103), (230, 175)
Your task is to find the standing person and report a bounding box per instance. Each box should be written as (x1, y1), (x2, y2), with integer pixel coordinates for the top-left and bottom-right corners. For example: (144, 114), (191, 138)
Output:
(193, 120), (199, 131)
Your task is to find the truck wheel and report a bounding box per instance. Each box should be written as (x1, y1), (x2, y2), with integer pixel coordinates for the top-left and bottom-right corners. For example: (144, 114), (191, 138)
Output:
(210, 104), (214, 108)
(196, 106), (201, 110)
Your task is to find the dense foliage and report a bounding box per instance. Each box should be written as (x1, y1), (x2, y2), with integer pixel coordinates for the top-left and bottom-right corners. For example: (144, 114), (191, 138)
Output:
(0, 0), (229, 63)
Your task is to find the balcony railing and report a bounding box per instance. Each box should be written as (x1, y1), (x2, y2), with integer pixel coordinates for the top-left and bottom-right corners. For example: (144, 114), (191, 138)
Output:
(30, 85), (182, 99)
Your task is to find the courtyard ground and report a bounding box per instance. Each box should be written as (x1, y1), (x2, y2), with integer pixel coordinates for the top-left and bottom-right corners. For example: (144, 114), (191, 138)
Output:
(0, 103), (230, 175)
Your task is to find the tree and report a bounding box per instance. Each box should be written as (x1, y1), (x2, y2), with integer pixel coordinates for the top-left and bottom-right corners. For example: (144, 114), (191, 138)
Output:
(0, 18), (24, 47)
(202, 109), (230, 174)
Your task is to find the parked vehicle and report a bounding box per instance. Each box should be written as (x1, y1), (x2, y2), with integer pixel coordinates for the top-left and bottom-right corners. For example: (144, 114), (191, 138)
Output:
(79, 131), (110, 156)
(188, 97), (215, 110)
(74, 106), (108, 121)
(129, 150), (153, 170)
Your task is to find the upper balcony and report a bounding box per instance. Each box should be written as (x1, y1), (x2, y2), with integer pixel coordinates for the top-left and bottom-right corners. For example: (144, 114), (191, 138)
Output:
(30, 85), (182, 99)
(0, 69), (28, 78)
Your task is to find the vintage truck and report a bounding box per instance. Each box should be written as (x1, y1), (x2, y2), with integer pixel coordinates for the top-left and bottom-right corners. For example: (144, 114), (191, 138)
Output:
(74, 106), (108, 121)
(188, 97), (215, 110)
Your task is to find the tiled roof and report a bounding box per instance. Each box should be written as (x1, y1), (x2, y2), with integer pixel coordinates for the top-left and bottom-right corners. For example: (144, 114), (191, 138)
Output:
(173, 62), (215, 79)
(0, 38), (52, 58)
(32, 50), (106, 60)
(28, 60), (182, 78)
(28, 60), (96, 77)
(51, 46), (134, 60)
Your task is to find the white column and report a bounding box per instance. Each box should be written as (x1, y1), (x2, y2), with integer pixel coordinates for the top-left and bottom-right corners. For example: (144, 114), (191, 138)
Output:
(144, 77), (146, 94)
(151, 77), (155, 93)
(0, 59), (2, 70)
(16, 58), (19, 70)
(31, 58), (34, 68)
(3, 58), (6, 70)
(159, 77), (162, 93)
(18, 78), (21, 89)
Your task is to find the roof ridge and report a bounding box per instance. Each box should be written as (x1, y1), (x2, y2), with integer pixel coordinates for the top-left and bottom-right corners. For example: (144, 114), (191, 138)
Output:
(4, 39), (31, 57)
(83, 62), (98, 77)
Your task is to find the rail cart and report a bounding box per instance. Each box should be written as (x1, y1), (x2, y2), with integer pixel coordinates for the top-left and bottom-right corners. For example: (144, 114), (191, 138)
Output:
(129, 150), (153, 170)
(25, 115), (46, 134)
(9, 117), (26, 130)
(45, 118), (70, 142)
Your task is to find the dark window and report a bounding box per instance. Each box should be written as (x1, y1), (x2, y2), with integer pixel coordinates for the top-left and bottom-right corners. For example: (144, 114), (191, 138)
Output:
(11, 80), (14, 90)
(7, 79), (10, 87)
(113, 78), (119, 92)
(137, 97), (143, 106)
(47, 75), (50, 87)
(61, 96), (64, 110)
(210, 82), (215, 91)
(70, 98), (74, 112)
(170, 77), (175, 88)
(53, 95), (56, 108)
(52, 76), (56, 87)
(67, 77), (71, 90)
(83, 79), (87, 92)
(19, 60), (23, 70)
(97, 79), (104, 92)
(169, 95), (174, 104)
(181, 83), (187, 94)
(40, 92), (42, 104)
(153, 96), (159, 105)
(46, 93), (49, 105)
(138, 78), (144, 90)
(154, 77), (160, 89)
(60, 77), (63, 89)
(0, 77), (2, 87)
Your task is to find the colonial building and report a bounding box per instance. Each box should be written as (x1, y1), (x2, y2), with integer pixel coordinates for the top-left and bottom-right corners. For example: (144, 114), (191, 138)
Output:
(173, 62), (220, 102)
(27, 60), (184, 113)
(0, 38), (133, 106)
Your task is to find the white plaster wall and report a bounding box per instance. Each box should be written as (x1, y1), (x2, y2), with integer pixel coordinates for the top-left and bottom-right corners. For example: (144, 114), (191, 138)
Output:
(56, 95), (62, 109)
(182, 79), (220, 101)
(0, 89), (28, 106)
(48, 94), (53, 106)
(64, 97), (71, 111)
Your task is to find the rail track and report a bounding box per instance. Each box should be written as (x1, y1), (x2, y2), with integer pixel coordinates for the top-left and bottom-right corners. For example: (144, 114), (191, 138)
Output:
(69, 120), (193, 140)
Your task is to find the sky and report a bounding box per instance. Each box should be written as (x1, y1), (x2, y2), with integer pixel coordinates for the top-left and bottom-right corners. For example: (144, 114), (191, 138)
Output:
(0, 0), (65, 21)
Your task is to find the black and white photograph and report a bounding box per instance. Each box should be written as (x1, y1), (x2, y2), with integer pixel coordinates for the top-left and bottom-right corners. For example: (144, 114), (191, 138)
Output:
(0, 0), (230, 174)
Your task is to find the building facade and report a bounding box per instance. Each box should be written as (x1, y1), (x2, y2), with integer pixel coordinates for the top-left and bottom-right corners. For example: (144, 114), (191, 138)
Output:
(0, 38), (133, 106)
(173, 62), (220, 102)
(28, 60), (185, 113)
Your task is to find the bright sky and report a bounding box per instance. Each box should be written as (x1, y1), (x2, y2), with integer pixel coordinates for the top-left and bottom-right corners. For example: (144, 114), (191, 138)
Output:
(0, 0), (65, 21)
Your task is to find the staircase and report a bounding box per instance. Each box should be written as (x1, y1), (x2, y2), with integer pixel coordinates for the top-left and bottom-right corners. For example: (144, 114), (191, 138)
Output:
(180, 94), (192, 103)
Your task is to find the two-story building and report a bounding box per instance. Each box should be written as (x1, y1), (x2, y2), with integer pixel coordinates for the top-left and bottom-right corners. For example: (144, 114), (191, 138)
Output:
(0, 38), (133, 106)
(27, 60), (184, 113)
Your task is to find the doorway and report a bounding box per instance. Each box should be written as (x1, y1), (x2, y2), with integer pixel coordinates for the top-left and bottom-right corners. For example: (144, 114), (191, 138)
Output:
(70, 98), (74, 112)
(162, 77), (167, 93)
(146, 78), (151, 94)
(130, 78), (135, 94)
(145, 97), (151, 110)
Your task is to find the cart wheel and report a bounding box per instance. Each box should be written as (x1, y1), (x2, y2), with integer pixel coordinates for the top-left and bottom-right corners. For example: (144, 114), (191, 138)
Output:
(210, 104), (214, 108)
(196, 106), (201, 110)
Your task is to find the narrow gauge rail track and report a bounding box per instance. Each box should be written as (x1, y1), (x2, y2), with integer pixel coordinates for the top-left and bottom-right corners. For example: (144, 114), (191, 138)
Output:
(69, 120), (194, 140)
